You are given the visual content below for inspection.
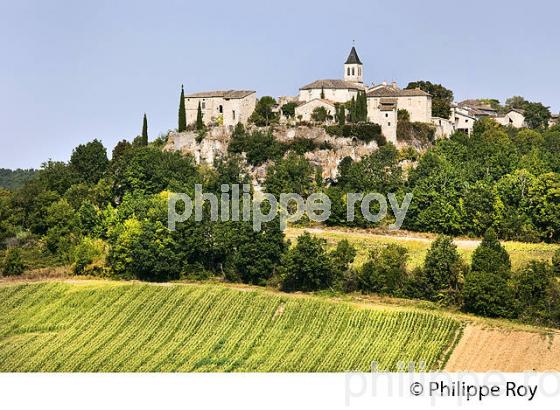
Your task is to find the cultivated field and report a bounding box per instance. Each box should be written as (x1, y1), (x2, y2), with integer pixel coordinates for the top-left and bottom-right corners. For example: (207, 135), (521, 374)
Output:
(286, 227), (560, 270)
(445, 325), (560, 371)
(0, 280), (462, 372)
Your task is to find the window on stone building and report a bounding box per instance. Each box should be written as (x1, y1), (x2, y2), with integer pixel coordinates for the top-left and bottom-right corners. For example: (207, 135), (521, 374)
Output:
(351, 67), (355, 75)
(232, 110), (236, 120)
(347, 67), (350, 76)
(388, 122), (391, 126)
(218, 105), (223, 114)
(202, 102), (206, 109)
(385, 113), (388, 118)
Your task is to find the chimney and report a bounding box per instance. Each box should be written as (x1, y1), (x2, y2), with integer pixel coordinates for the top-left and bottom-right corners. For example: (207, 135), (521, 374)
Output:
(391, 81), (398, 89)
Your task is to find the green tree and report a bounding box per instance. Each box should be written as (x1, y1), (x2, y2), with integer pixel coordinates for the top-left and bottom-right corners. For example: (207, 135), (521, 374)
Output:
(110, 147), (198, 200)
(69, 139), (109, 184)
(2, 248), (25, 276)
(196, 101), (204, 130)
(178, 85), (187, 132)
(513, 261), (556, 324)
(358, 244), (408, 295)
(423, 235), (465, 297)
(311, 106), (329, 123)
(320, 86), (325, 99)
(108, 217), (182, 281)
(462, 271), (515, 318)
(141, 113), (148, 145)
(280, 232), (338, 292)
(505, 96), (551, 129)
(249, 96), (278, 126)
(553, 249), (560, 277)
(406, 81), (453, 118)
(335, 104), (346, 126)
(264, 152), (314, 197)
(281, 102), (297, 118)
(44, 198), (79, 256)
(471, 228), (511, 277)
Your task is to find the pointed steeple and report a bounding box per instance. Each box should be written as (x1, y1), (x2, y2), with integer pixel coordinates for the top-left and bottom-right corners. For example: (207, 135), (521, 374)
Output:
(345, 46), (362, 65)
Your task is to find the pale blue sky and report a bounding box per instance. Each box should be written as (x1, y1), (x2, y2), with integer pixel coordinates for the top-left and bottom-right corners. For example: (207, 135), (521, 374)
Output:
(1, 0), (559, 169)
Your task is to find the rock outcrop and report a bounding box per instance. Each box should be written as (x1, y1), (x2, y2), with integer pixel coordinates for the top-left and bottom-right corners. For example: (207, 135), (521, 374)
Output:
(164, 125), (380, 181)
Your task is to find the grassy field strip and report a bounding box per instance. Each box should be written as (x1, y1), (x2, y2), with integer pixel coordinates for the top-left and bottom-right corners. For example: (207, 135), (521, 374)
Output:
(286, 227), (560, 270)
(0, 281), (462, 372)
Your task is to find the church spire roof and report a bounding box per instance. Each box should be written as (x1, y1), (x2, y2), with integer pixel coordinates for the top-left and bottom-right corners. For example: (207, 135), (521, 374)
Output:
(345, 46), (362, 65)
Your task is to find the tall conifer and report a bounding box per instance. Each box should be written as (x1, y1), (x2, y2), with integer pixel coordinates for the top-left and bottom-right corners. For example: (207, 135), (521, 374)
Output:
(178, 85), (187, 132)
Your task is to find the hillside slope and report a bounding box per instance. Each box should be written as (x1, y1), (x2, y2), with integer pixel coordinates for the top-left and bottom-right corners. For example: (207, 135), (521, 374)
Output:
(0, 281), (461, 372)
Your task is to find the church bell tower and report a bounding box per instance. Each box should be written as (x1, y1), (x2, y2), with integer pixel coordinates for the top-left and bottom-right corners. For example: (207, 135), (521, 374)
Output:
(344, 46), (363, 84)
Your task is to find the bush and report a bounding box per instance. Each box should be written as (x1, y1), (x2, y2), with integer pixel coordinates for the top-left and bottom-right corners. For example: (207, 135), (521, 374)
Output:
(311, 106), (329, 123)
(513, 261), (558, 325)
(72, 237), (107, 275)
(553, 249), (560, 277)
(422, 235), (466, 302)
(325, 123), (385, 145)
(108, 218), (183, 281)
(357, 244), (408, 295)
(462, 271), (516, 318)
(2, 248), (25, 276)
(280, 232), (338, 292)
(471, 228), (511, 277)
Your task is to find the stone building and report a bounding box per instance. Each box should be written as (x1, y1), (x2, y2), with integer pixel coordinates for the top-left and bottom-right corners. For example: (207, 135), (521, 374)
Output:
(495, 109), (527, 128)
(367, 97), (397, 144)
(184, 90), (256, 127)
(294, 99), (336, 123)
(550, 114), (559, 128)
(366, 83), (432, 123)
(298, 79), (366, 104)
(298, 47), (367, 104)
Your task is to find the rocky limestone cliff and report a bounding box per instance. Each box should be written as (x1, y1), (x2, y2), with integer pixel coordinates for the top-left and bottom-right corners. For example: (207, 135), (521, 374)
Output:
(164, 125), (380, 181)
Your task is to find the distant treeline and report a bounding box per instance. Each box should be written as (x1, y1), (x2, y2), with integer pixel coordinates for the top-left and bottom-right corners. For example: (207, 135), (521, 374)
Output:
(0, 168), (37, 190)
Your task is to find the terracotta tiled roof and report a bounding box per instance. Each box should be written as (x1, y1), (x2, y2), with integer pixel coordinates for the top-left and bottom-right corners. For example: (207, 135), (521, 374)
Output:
(366, 85), (430, 97)
(299, 79), (366, 91)
(379, 97), (397, 111)
(185, 90), (255, 99)
(297, 98), (336, 108)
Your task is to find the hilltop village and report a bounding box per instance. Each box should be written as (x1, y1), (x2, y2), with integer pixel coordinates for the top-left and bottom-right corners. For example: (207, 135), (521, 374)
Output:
(167, 47), (558, 180)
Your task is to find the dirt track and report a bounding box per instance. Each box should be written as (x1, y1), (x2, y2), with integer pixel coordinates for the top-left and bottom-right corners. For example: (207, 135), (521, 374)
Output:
(445, 325), (560, 371)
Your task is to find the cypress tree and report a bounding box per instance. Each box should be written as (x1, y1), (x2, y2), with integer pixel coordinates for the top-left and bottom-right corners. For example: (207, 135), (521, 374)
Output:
(141, 113), (148, 144)
(178, 84), (187, 132)
(336, 104), (346, 126)
(320, 86), (325, 99)
(349, 97), (356, 123)
(196, 101), (204, 130)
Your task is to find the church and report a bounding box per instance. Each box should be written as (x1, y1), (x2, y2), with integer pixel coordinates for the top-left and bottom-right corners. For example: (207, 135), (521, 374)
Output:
(295, 46), (433, 144)
(181, 46), (479, 142)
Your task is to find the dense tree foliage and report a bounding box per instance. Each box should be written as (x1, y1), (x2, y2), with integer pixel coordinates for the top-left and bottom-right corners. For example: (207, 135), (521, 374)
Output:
(406, 81), (453, 118)
(249, 96), (279, 126)
(69, 139), (109, 184)
(0, 168), (36, 190)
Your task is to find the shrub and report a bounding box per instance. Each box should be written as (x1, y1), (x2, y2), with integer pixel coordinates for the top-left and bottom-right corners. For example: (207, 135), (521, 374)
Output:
(72, 237), (107, 275)
(311, 106), (329, 123)
(357, 244), (408, 295)
(471, 228), (511, 277)
(325, 123), (385, 145)
(423, 235), (466, 302)
(2, 248), (25, 276)
(513, 261), (558, 325)
(280, 232), (338, 292)
(553, 249), (560, 277)
(462, 271), (515, 318)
